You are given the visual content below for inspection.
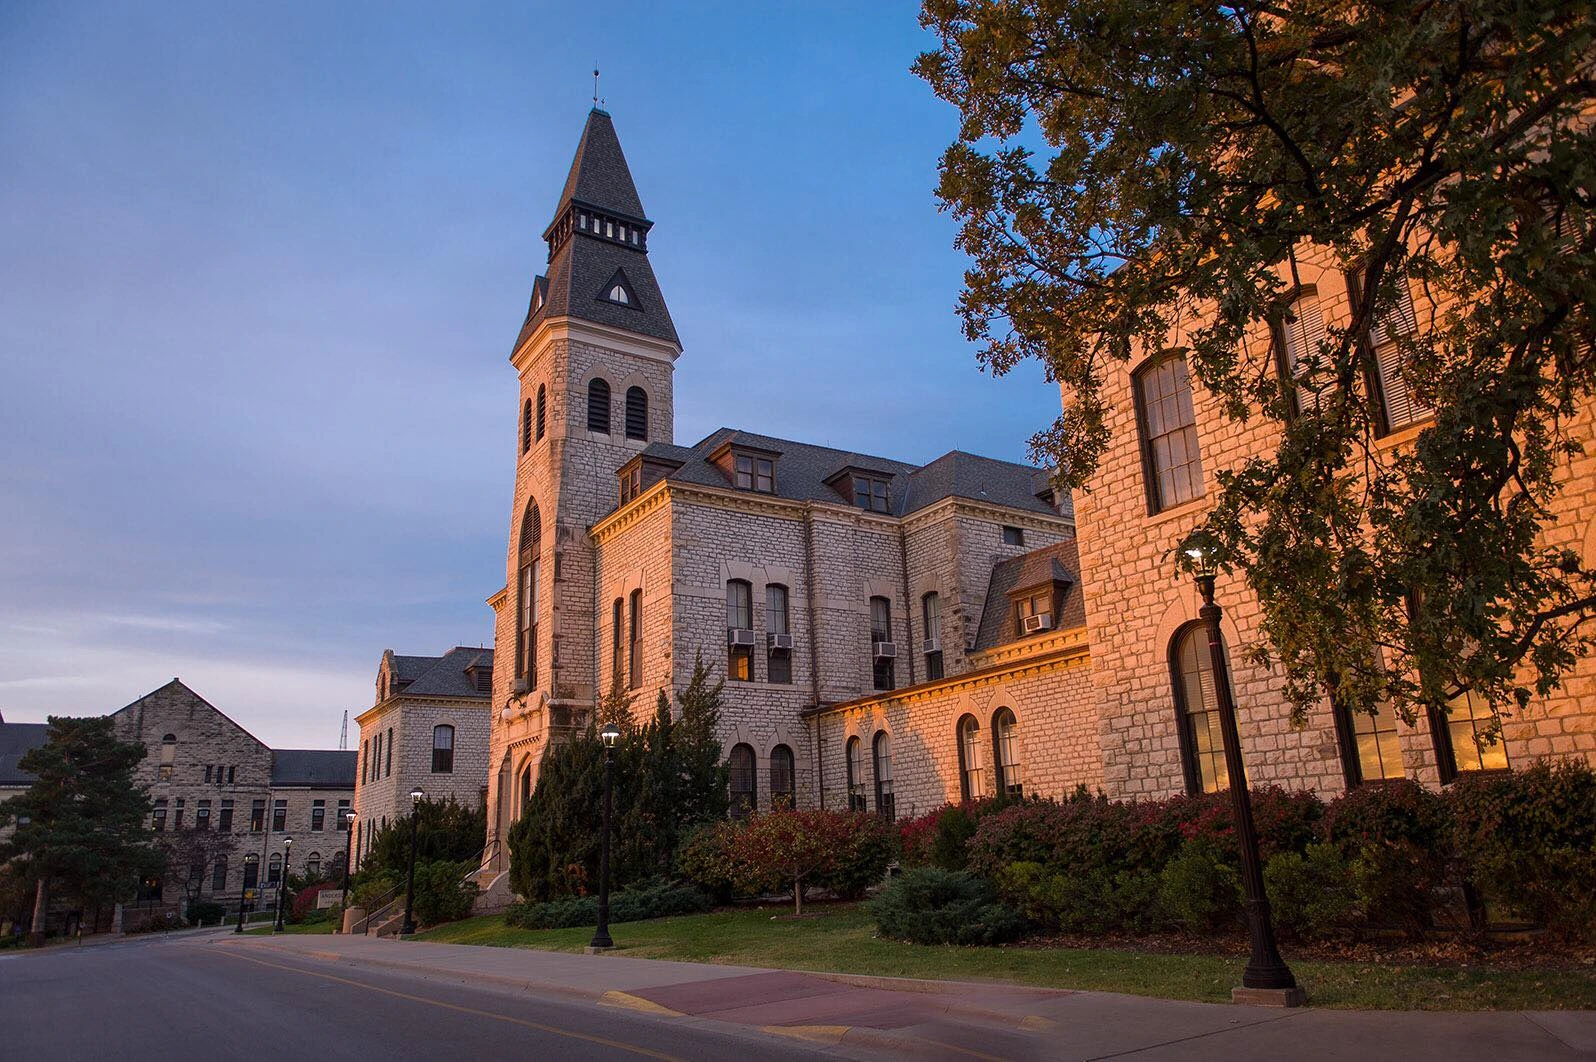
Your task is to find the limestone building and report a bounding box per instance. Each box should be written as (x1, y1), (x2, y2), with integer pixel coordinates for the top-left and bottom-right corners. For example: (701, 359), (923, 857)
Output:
(111, 680), (355, 908)
(352, 647), (493, 869)
(482, 109), (1075, 871)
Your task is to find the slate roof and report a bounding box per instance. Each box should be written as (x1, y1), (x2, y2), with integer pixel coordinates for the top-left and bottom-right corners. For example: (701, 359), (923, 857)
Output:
(0, 721), (49, 787)
(514, 109), (679, 351)
(975, 538), (1088, 650)
(390, 647), (494, 700)
(631, 428), (1066, 521)
(270, 749), (356, 788)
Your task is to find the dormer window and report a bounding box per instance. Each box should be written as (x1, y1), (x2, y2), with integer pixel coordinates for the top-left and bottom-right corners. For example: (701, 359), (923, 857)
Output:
(600, 269), (639, 309)
(853, 475), (890, 513)
(579, 214), (588, 230)
(619, 463), (643, 504)
(1012, 582), (1065, 638)
(609, 284), (629, 304)
(734, 453), (775, 493)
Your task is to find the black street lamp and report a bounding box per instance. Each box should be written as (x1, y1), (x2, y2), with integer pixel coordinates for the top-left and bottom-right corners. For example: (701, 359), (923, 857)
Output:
(341, 810), (357, 897)
(1186, 547), (1303, 1005)
(400, 789), (424, 936)
(273, 837), (293, 932)
(589, 723), (622, 952)
(236, 853), (259, 933)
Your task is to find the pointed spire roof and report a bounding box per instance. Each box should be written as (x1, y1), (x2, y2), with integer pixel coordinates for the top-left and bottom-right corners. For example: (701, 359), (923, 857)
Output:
(513, 109), (679, 353)
(554, 108), (646, 221)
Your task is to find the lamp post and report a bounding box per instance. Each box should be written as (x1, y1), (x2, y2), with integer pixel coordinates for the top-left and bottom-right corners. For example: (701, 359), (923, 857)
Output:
(274, 837), (293, 932)
(341, 810), (357, 898)
(400, 790), (424, 936)
(1185, 547), (1302, 1004)
(589, 723), (622, 952)
(236, 853), (259, 933)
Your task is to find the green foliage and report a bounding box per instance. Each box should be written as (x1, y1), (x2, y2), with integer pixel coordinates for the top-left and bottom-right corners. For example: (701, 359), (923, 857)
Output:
(361, 796), (487, 879)
(916, 0), (1596, 729)
(350, 871), (401, 910)
(409, 860), (478, 928)
(1264, 844), (1366, 942)
(812, 815), (897, 900)
(1322, 779), (1448, 931)
(994, 861), (1164, 935)
(505, 882), (710, 930)
(676, 822), (739, 903)
(0, 716), (163, 910)
(724, 809), (895, 914)
(1158, 839), (1242, 933)
(185, 899), (226, 926)
(869, 867), (1027, 946)
(509, 655), (728, 902)
(1447, 761), (1596, 940)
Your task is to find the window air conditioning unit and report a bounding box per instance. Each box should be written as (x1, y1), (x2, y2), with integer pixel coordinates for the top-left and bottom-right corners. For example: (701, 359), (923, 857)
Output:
(767, 632), (794, 651)
(922, 635), (941, 654)
(727, 628), (757, 647)
(873, 640), (897, 659)
(1023, 614), (1053, 634)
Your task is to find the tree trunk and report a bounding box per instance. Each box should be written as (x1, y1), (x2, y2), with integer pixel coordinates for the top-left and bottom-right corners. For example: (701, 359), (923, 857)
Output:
(28, 877), (47, 947)
(793, 876), (802, 917)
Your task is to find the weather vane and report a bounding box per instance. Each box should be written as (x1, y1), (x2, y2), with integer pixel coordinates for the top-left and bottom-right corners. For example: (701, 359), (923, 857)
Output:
(593, 65), (600, 107)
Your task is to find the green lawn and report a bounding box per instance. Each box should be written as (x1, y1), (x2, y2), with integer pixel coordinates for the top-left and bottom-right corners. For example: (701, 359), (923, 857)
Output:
(414, 904), (1596, 1011)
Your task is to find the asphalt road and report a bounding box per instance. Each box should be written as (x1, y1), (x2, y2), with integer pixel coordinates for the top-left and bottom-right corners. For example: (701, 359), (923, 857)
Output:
(0, 931), (860, 1061)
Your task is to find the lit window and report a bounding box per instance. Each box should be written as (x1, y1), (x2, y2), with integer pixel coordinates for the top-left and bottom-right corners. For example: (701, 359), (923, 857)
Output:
(1135, 354), (1204, 512)
(845, 737), (866, 812)
(957, 716), (983, 801)
(1441, 690), (1509, 776)
(727, 580), (753, 681)
(766, 584), (792, 685)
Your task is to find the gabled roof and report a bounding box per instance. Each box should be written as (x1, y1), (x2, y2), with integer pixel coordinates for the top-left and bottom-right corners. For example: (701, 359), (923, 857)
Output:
(270, 749), (356, 788)
(385, 646), (494, 701)
(112, 679), (271, 752)
(0, 721), (49, 787)
(975, 539), (1088, 650)
(621, 429), (1066, 521)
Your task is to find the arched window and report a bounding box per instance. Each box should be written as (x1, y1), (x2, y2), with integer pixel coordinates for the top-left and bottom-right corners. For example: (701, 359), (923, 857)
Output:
(956, 714), (984, 802)
(520, 398), (532, 454)
(517, 503), (541, 689)
(535, 384), (546, 441)
(587, 378), (611, 434)
(1171, 622), (1229, 794)
(992, 708), (1022, 798)
(611, 597), (624, 691)
(845, 737), (866, 812)
(518, 764), (534, 817)
(769, 744), (795, 809)
(268, 853), (282, 885)
(729, 744), (756, 818)
(628, 588), (643, 689)
(160, 733), (177, 780)
(608, 283), (630, 304)
(624, 386), (648, 441)
(432, 725), (455, 773)
(306, 852), (322, 879)
(211, 856), (227, 891)
(872, 731), (895, 819)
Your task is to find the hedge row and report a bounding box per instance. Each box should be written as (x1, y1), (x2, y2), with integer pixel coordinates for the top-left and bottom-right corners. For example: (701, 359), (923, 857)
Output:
(886, 762), (1596, 943)
(506, 882), (710, 930)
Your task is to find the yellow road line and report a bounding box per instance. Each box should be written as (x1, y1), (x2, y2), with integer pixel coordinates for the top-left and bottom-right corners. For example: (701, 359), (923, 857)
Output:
(216, 948), (686, 1062)
(600, 990), (686, 1017)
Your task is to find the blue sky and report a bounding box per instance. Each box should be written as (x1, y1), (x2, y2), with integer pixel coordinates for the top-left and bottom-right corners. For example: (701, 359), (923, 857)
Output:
(0, 1), (1060, 746)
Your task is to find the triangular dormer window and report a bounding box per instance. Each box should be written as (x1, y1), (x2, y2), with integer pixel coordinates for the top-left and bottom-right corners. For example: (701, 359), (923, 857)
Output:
(599, 269), (640, 309)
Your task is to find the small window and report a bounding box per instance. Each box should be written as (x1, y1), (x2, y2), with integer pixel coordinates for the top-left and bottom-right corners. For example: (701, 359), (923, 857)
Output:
(272, 799), (287, 832)
(587, 378), (611, 434)
(520, 398), (532, 454)
(386, 726), (394, 777)
(337, 799), (350, 831)
(624, 387), (648, 441)
(432, 725), (455, 773)
(1135, 354), (1205, 512)
(212, 857), (228, 891)
(872, 731), (895, 819)
(727, 580), (753, 681)
(218, 799), (234, 831)
(227, 765), (235, 784)
(870, 596), (894, 691)
(734, 453), (775, 493)
(957, 715), (983, 802)
(1001, 526), (1024, 547)
(152, 799), (168, 832)
(310, 800), (325, 832)
(852, 475), (890, 513)
(729, 744), (756, 818)
(173, 799), (184, 828)
(992, 708), (1022, 798)
(306, 852), (321, 879)
(1014, 587), (1054, 637)
(250, 799), (265, 832)
(770, 744), (795, 809)
(196, 800), (211, 831)
(766, 584), (792, 685)
(1172, 622), (1229, 794)
(159, 733), (176, 780)
(535, 384), (546, 442)
(619, 464), (642, 504)
(922, 592), (944, 681)
(628, 588), (643, 689)
(845, 736), (867, 812)
(268, 854), (282, 885)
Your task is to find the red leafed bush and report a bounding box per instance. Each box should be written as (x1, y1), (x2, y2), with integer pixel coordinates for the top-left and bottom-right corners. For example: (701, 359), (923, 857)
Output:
(290, 880), (335, 922)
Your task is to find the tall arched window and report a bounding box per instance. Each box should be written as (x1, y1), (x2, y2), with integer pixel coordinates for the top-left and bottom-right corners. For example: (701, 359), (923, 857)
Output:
(535, 384), (546, 441)
(845, 736), (866, 812)
(306, 852), (322, 879)
(212, 856), (228, 891)
(611, 598), (624, 691)
(992, 708), (1022, 798)
(729, 744), (756, 818)
(628, 588), (643, 689)
(769, 744), (795, 809)
(587, 378), (611, 434)
(160, 733), (177, 780)
(956, 714), (984, 802)
(624, 386), (648, 441)
(872, 731), (895, 819)
(520, 398), (532, 454)
(432, 725), (455, 773)
(1171, 622), (1229, 794)
(518, 764), (534, 818)
(517, 503), (541, 689)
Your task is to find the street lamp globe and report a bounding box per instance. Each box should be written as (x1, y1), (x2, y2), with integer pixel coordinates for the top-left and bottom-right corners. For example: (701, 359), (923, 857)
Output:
(600, 723), (621, 748)
(1184, 545), (1217, 578)
(410, 788), (425, 806)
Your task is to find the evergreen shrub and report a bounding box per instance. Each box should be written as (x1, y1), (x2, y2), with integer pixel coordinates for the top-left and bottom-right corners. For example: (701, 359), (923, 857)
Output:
(869, 867), (1027, 946)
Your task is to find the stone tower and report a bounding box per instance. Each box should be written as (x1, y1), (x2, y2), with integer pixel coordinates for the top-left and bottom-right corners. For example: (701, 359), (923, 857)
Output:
(484, 109), (681, 870)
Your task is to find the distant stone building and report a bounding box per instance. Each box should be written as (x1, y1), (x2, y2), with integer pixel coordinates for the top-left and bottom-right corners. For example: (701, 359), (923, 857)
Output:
(352, 648), (492, 870)
(110, 680), (354, 909)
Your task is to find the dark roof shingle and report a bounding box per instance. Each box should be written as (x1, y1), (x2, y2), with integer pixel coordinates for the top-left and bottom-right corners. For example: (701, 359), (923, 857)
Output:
(0, 722), (49, 787)
(975, 539), (1088, 650)
(270, 749), (356, 788)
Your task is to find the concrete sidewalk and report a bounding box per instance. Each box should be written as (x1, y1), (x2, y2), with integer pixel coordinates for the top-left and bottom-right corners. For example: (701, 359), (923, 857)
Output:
(214, 932), (1596, 1060)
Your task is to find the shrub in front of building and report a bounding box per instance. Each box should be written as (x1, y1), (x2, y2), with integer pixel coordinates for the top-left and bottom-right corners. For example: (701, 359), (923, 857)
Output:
(869, 867), (1027, 946)
(1320, 779), (1449, 933)
(505, 882), (710, 930)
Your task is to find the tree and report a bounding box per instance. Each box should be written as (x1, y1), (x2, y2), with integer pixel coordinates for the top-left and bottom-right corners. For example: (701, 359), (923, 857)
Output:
(916, 1), (1596, 729)
(0, 717), (162, 942)
(726, 810), (896, 915)
(158, 827), (237, 907)
(360, 796), (488, 879)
